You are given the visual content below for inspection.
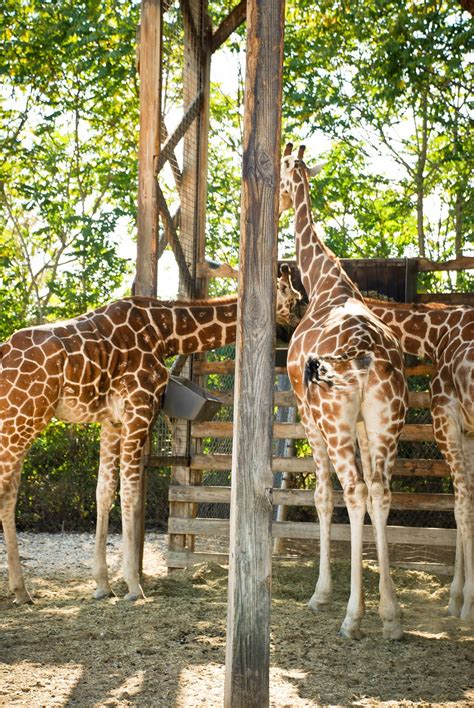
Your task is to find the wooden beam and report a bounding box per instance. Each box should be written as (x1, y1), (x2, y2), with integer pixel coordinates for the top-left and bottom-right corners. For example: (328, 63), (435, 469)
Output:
(167, 517), (457, 547)
(417, 292), (474, 306)
(211, 0), (246, 53)
(160, 120), (182, 189)
(135, 0), (162, 580)
(169, 484), (454, 511)
(191, 420), (436, 442)
(155, 181), (194, 293)
(155, 91), (204, 174)
(182, 453), (450, 477)
(417, 255), (474, 272)
(136, 0), (162, 297)
(207, 388), (430, 409)
(191, 359), (434, 377)
(224, 1), (285, 705)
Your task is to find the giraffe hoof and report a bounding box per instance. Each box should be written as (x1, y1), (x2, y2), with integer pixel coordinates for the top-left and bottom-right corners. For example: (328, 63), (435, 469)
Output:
(447, 597), (462, 617)
(338, 626), (364, 640)
(93, 588), (114, 600)
(13, 591), (34, 605)
(308, 597), (331, 613)
(124, 588), (145, 602)
(382, 622), (404, 641)
(460, 603), (474, 623)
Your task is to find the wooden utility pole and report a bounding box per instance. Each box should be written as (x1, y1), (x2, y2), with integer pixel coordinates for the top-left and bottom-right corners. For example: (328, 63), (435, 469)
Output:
(224, 1), (285, 705)
(136, 0), (162, 297)
(135, 0), (162, 572)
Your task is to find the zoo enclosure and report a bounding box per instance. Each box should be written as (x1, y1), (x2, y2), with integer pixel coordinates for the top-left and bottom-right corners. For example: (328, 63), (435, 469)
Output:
(149, 256), (473, 571)
(134, 1), (474, 570)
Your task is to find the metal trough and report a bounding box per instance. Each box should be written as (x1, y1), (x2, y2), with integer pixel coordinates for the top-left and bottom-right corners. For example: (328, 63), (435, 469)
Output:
(161, 375), (222, 421)
(275, 348), (288, 367)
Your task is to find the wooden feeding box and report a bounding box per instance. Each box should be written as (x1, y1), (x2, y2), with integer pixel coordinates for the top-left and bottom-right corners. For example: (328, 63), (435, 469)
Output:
(161, 375), (222, 421)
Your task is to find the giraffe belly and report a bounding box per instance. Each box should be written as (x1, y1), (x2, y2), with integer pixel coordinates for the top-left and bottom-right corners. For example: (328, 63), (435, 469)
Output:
(55, 391), (126, 425)
(55, 398), (103, 424)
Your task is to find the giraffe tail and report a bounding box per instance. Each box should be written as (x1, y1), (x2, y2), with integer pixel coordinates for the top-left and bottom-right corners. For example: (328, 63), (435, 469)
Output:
(0, 341), (8, 363)
(304, 354), (372, 391)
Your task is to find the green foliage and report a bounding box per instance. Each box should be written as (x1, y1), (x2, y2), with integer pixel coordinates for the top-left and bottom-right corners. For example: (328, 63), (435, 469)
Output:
(17, 420), (170, 532)
(0, 0), (137, 336)
(281, 0), (473, 264)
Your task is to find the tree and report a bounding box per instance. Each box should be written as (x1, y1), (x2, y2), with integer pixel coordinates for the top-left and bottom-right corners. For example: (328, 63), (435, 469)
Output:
(282, 0), (473, 276)
(0, 0), (138, 337)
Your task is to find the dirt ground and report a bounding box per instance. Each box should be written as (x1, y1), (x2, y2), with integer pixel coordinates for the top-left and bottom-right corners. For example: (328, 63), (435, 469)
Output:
(0, 533), (473, 707)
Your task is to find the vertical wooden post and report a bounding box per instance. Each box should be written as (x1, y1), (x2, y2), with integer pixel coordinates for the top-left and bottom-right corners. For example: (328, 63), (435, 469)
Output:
(169, 0), (211, 563)
(136, 0), (162, 297)
(135, 0), (162, 573)
(224, 1), (285, 705)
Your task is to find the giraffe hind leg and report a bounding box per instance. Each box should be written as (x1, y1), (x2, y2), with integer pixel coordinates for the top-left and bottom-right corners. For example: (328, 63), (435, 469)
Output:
(459, 433), (473, 621)
(432, 400), (473, 620)
(359, 418), (403, 640)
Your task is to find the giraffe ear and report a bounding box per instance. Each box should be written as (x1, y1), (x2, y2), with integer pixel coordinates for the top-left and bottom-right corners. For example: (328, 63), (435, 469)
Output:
(279, 263), (291, 282)
(307, 162), (325, 176)
(284, 142), (293, 156)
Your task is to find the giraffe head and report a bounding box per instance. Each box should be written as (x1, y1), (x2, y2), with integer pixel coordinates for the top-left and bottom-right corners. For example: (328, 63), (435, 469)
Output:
(279, 143), (324, 214)
(276, 263), (302, 328)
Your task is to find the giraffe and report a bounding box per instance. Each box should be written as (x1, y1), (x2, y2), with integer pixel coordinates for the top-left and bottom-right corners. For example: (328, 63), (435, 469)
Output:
(366, 297), (474, 621)
(0, 270), (301, 605)
(279, 144), (408, 639)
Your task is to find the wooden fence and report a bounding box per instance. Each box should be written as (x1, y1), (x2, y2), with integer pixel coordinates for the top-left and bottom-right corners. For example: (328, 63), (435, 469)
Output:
(146, 255), (473, 570)
(148, 359), (457, 570)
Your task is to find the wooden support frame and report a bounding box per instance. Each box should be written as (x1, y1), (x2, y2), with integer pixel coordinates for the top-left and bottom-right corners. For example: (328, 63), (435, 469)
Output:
(136, 0), (162, 298)
(167, 0), (212, 563)
(224, 1), (285, 705)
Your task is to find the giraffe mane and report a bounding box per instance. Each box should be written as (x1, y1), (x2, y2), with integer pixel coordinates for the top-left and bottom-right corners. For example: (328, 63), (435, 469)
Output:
(123, 295), (237, 308)
(365, 297), (459, 312)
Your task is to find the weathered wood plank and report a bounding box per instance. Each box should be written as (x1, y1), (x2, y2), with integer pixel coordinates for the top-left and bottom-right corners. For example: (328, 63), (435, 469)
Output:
(186, 453), (450, 477)
(211, 0), (246, 53)
(417, 255), (474, 272)
(192, 359), (434, 377)
(169, 485), (453, 511)
(167, 517), (457, 547)
(224, 1), (285, 704)
(193, 359), (287, 375)
(168, 550), (230, 567)
(417, 292), (474, 306)
(168, 551), (455, 574)
(136, 0), (161, 297)
(191, 420), (436, 441)
(210, 388), (431, 409)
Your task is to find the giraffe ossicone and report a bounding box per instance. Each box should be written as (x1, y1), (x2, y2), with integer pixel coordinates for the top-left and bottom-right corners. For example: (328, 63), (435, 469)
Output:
(0, 270), (300, 605)
(280, 143), (408, 639)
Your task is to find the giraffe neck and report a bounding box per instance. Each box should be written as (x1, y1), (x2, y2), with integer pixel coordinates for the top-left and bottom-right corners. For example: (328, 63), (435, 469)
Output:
(292, 170), (363, 305)
(127, 296), (238, 357)
(366, 299), (454, 360)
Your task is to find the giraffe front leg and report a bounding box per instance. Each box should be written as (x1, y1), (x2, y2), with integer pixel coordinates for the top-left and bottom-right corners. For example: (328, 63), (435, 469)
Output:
(92, 422), (121, 600)
(120, 472), (146, 601)
(119, 413), (153, 601)
(0, 459), (32, 604)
